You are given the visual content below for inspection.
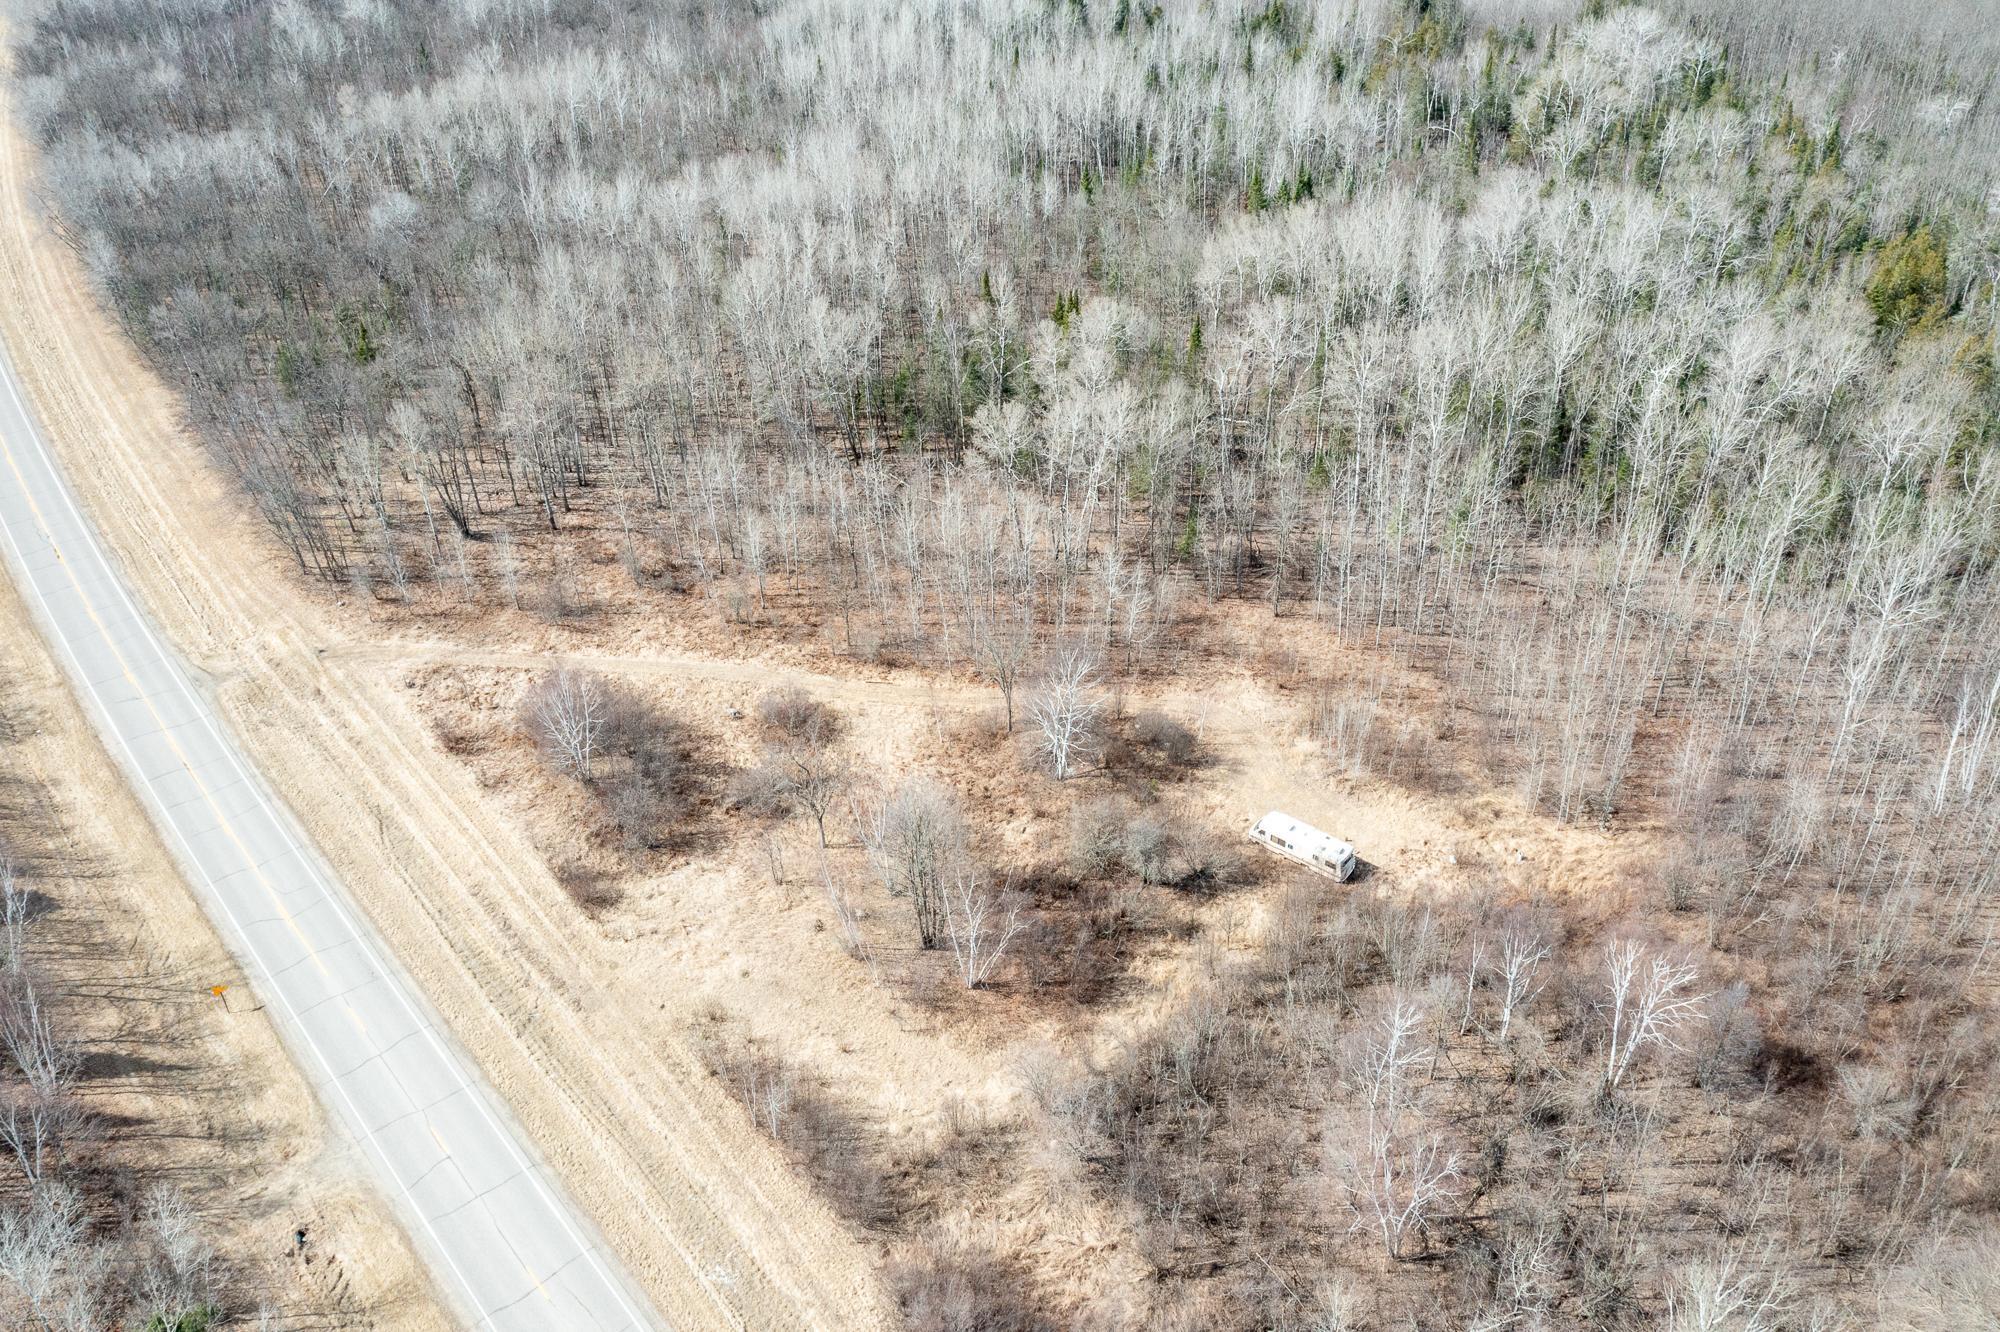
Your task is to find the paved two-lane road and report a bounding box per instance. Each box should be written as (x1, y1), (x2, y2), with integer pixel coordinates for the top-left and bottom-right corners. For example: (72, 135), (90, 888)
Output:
(0, 340), (661, 1330)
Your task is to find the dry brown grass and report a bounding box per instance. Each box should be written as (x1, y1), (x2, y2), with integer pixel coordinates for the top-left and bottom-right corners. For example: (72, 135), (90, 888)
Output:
(357, 542), (1688, 1326)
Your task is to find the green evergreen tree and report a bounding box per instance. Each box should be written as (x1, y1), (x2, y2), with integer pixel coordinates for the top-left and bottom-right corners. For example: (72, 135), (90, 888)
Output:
(1864, 226), (1951, 332)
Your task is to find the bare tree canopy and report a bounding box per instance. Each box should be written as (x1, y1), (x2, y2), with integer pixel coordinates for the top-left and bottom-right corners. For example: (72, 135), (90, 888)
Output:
(14, 0), (2000, 1326)
(1026, 648), (1104, 781)
(525, 669), (607, 782)
(0, 860), (223, 1328)
(859, 779), (969, 951)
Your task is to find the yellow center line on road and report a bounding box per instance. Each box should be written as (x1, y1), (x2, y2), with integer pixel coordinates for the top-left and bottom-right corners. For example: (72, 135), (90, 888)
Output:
(0, 357), (661, 1330)
(0, 362), (517, 1329)
(0, 428), (331, 978)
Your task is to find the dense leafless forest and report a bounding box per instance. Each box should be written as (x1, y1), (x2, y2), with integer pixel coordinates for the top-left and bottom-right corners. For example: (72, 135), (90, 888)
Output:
(10, 0), (2000, 1327)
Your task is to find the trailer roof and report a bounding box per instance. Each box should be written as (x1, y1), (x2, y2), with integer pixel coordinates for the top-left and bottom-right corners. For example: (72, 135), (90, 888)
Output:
(1251, 811), (1354, 861)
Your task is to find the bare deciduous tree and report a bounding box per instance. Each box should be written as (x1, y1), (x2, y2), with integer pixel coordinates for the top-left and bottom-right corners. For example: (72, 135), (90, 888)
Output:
(778, 745), (850, 850)
(971, 613), (1034, 733)
(860, 779), (968, 950)
(1335, 994), (1465, 1258)
(1601, 939), (1706, 1091)
(0, 864), (27, 976)
(1663, 1247), (1792, 1332)
(0, 1183), (88, 1327)
(1026, 647), (1103, 780)
(1341, 1124), (1465, 1262)
(1492, 918), (1552, 1047)
(0, 976), (82, 1188)
(941, 870), (1025, 990)
(134, 1184), (220, 1329)
(525, 669), (607, 781)
(819, 859), (867, 962)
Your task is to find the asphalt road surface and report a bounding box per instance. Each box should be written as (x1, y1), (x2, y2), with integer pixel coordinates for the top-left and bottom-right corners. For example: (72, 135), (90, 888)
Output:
(0, 341), (661, 1330)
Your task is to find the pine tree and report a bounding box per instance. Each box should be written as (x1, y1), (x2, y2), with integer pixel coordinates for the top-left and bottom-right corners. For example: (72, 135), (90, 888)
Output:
(1864, 226), (1950, 332)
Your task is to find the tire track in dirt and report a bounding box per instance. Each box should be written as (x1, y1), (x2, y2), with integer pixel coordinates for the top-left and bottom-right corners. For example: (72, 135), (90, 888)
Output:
(276, 651), (878, 1321)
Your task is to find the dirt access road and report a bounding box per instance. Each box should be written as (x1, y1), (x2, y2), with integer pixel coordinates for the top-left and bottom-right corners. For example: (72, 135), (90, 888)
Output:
(0, 63), (884, 1332)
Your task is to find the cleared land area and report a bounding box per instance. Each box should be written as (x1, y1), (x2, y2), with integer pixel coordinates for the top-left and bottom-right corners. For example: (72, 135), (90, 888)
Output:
(0, 49), (1627, 1324)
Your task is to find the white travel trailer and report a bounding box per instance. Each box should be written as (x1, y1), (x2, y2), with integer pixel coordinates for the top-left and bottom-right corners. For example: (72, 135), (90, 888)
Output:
(1248, 811), (1357, 882)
